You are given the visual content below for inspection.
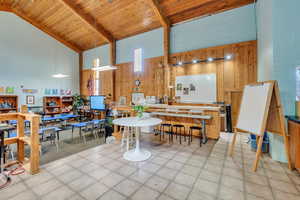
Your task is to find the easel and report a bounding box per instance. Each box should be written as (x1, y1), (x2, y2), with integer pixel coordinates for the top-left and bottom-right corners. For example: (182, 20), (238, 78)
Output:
(229, 80), (291, 172)
(1, 113), (40, 174)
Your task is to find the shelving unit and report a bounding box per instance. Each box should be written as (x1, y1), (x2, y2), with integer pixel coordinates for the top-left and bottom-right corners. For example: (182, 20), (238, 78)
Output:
(61, 96), (73, 113)
(43, 96), (61, 115)
(0, 95), (18, 113)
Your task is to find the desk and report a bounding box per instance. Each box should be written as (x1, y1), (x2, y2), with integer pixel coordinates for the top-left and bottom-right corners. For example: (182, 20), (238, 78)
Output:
(113, 117), (162, 162)
(149, 112), (211, 143)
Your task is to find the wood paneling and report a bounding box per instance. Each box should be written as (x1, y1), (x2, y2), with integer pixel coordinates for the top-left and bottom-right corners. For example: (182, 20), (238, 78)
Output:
(1, 0), (253, 51)
(81, 69), (94, 97)
(94, 40), (257, 122)
(288, 120), (300, 172)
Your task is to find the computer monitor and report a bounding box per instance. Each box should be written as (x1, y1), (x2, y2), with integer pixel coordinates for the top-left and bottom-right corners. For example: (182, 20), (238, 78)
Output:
(90, 95), (105, 110)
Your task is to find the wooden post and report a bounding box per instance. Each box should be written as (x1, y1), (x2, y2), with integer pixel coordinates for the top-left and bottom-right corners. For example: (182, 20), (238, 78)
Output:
(30, 115), (40, 174)
(21, 105), (28, 113)
(163, 25), (170, 97)
(110, 40), (116, 101)
(79, 52), (83, 95)
(17, 115), (24, 162)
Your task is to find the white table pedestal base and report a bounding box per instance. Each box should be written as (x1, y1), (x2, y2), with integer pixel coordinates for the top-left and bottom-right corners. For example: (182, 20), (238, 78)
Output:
(123, 149), (151, 162)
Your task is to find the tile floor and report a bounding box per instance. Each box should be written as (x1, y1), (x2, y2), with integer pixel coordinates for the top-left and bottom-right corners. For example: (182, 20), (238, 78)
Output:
(1, 132), (300, 200)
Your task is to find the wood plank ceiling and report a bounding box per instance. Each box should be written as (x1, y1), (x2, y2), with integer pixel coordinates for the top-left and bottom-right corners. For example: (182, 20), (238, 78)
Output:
(0, 0), (253, 52)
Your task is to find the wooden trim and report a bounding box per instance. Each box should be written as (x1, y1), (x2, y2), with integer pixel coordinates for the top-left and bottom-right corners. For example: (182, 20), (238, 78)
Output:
(110, 40), (116, 65)
(59, 0), (114, 43)
(110, 40), (116, 100)
(11, 7), (82, 53)
(163, 25), (170, 96)
(79, 52), (83, 94)
(147, 0), (170, 27)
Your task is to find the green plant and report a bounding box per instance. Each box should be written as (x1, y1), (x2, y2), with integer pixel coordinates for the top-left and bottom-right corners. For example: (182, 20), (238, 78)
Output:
(72, 94), (85, 112)
(133, 105), (148, 118)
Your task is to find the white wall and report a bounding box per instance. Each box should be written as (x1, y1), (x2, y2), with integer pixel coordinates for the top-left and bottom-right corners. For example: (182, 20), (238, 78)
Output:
(256, 0), (300, 162)
(0, 12), (79, 108)
(171, 4), (256, 53)
(257, 0), (274, 82)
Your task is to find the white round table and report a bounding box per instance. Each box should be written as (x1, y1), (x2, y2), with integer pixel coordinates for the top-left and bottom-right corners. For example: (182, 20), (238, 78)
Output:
(113, 117), (162, 162)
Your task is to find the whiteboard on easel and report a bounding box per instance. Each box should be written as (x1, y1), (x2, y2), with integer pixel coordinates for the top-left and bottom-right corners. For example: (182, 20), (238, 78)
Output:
(236, 82), (272, 136)
(175, 74), (216, 103)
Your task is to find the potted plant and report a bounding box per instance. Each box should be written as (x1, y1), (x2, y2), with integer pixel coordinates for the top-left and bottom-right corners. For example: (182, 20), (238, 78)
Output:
(133, 98), (148, 119)
(72, 94), (85, 114)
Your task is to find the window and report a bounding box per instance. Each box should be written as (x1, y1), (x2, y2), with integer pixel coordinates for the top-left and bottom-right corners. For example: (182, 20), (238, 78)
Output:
(134, 48), (143, 72)
(94, 71), (100, 95)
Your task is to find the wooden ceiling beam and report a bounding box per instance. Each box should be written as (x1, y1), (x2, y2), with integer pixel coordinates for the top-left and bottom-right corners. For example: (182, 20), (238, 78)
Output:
(11, 6), (83, 53)
(0, 3), (12, 12)
(59, 0), (114, 43)
(147, 0), (170, 27)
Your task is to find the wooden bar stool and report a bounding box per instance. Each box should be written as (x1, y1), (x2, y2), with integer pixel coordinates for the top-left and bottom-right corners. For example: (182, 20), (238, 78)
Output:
(188, 126), (202, 146)
(159, 123), (173, 143)
(172, 124), (185, 144)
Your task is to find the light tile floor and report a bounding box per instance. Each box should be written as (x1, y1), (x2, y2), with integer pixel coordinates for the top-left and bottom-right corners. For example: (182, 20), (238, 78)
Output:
(1, 132), (300, 200)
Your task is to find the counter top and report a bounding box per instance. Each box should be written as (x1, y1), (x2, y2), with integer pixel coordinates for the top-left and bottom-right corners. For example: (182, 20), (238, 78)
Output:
(145, 104), (220, 111)
(149, 112), (212, 120)
(286, 116), (300, 124)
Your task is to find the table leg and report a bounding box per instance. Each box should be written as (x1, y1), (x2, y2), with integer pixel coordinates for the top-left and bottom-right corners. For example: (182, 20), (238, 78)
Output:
(135, 127), (140, 153)
(123, 127), (151, 162)
(202, 120), (208, 144)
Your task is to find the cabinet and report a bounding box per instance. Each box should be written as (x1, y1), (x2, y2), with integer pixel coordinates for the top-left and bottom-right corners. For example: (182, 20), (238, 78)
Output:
(43, 96), (61, 115)
(288, 119), (300, 172)
(61, 96), (73, 113)
(0, 95), (18, 113)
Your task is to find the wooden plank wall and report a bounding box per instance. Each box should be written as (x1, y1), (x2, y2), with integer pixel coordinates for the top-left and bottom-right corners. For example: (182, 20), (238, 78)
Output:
(111, 40), (256, 102)
(83, 40), (257, 123)
(81, 69), (94, 96)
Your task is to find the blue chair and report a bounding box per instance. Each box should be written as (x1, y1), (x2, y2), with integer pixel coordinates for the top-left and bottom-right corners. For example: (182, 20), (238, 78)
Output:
(71, 122), (87, 142)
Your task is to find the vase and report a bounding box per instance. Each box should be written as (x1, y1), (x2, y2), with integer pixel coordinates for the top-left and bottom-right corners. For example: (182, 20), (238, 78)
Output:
(137, 112), (143, 118)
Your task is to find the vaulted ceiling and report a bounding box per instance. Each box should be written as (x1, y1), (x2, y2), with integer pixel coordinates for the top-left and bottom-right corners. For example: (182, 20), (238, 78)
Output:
(0, 0), (253, 52)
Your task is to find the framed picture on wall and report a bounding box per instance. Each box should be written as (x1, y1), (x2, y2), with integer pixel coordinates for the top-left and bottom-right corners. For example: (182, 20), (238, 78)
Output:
(132, 92), (144, 104)
(26, 95), (35, 104)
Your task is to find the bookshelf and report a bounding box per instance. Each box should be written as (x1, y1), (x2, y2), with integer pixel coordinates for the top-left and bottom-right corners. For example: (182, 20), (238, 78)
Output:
(0, 95), (18, 113)
(43, 96), (61, 115)
(61, 96), (73, 113)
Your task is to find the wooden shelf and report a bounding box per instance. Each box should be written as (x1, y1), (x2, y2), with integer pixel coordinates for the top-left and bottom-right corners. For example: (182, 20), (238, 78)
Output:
(0, 95), (18, 113)
(0, 108), (17, 110)
(43, 96), (61, 115)
(61, 96), (73, 114)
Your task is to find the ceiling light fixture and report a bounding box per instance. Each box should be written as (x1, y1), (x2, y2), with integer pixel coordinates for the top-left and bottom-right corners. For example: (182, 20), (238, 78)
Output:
(52, 73), (69, 78)
(92, 65), (117, 71)
(172, 54), (234, 67)
(225, 54), (233, 60)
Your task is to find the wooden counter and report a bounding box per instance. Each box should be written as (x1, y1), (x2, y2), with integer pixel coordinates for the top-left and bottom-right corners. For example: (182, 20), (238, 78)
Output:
(286, 116), (300, 172)
(114, 104), (221, 139)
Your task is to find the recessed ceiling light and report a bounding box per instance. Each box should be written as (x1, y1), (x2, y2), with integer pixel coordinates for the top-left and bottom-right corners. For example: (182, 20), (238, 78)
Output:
(207, 57), (214, 62)
(225, 54), (233, 60)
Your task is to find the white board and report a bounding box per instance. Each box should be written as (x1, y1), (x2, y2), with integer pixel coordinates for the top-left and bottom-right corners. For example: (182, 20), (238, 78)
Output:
(175, 74), (216, 103)
(236, 83), (272, 136)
